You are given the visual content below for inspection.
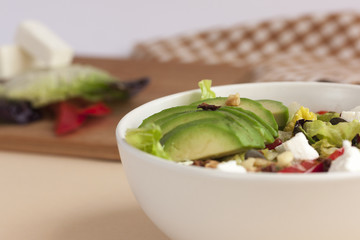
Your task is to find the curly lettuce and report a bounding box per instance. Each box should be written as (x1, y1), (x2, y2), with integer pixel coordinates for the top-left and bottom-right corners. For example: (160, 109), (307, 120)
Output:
(304, 120), (360, 157)
(304, 120), (360, 146)
(125, 124), (170, 160)
(198, 79), (216, 100)
(316, 112), (340, 122)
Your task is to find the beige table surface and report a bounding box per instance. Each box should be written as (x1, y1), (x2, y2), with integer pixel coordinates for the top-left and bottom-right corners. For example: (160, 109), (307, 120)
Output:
(0, 151), (169, 240)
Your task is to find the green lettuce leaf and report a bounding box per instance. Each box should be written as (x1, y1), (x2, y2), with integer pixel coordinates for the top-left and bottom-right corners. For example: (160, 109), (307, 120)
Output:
(311, 138), (339, 158)
(198, 79), (216, 100)
(125, 124), (170, 160)
(304, 120), (360, 147)
(316, 112), (340, 122)
(0, 65), (149, 107)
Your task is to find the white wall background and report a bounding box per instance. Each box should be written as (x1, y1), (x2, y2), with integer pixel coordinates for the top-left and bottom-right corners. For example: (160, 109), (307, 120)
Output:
(2, 0), (360, 57)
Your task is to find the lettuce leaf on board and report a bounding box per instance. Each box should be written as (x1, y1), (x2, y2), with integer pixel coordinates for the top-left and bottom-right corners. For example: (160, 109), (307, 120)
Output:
(0, 65), (149, 107)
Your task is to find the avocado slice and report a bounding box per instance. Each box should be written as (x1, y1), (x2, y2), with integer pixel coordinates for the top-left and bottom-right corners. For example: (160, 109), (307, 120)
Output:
(158, 110), (223, 134)
(220, 106), (278, 137)
(161, 118), (265, 161)
(190, 97), (278, 130)
(158, 109), (267, 146)
(140, 105), (197, 127)
(219, 107), (275, 143)
(257, 99), (289, 130)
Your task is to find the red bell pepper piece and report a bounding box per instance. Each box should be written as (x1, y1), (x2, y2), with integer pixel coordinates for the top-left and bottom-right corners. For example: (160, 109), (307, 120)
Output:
(279, 160), (318, 173)
(307, 161), (326, 173)
(79, 102), (111, 116)
(317, 111), (328, 115)
(328, 148), (345, 161)
(279, 160), (329, 173)
(55, 101), (111, 135)
(303, 149), (345, 173)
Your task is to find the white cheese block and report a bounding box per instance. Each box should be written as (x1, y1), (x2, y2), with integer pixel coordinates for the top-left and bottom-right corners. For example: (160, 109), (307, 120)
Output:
(329, 140), (360, 172)
(217, 160), (247, 173)
(341, 111), (360, 122)
(15, 20), (73, 68)
(280, 132), (319, 161)
(0, 45), (31, 79)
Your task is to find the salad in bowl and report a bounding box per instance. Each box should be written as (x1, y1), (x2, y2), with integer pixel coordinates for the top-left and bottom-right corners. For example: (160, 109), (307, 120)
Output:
(125, 80), (360, 174)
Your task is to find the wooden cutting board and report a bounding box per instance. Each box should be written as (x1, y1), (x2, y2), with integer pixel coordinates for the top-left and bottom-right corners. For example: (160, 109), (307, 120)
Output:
(0, 57), (251, 161)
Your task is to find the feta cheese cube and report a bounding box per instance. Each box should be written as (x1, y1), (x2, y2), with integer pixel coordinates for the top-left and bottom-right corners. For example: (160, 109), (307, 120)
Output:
(15, 20), (73, 68)
(341, 111), (360, 122)
(0, 45), (31, 79)
(280, 132), (319, 161)
(217, 160), (247, 173)
(329, 140), (360, 172)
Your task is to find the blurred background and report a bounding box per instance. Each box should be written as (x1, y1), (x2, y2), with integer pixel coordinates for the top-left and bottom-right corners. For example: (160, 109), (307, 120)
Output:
(3, 2), (360, 240)
(2, 0), (359, 57)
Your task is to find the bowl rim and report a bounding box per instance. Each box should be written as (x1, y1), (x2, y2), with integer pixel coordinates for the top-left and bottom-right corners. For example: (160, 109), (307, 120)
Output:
(117, 81), (360, 181)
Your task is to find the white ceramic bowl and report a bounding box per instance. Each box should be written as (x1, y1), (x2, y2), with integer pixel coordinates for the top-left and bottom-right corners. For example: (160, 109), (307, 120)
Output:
(116, 82), (360, 240)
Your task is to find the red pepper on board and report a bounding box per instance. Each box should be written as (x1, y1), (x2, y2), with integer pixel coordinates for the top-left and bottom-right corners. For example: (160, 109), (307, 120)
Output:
(55, 101), (111, 135)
